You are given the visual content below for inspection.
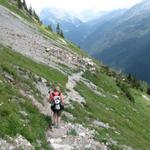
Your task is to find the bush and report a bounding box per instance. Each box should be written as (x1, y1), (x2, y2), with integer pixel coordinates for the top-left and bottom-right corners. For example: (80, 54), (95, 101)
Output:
(116, 81), (135, 103)
(138, 81), (148, 92)
(67, 128), (78, 136)
(127, 73), (148, 92)
(17, 0), (22, 9)
(147, 87), (150, 95)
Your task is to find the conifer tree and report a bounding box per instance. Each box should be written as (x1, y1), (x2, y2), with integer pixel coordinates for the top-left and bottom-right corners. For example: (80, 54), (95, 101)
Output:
(39, 20), (43, 26)
(56, 23), (60, 34)
(48, 25), (53, 32)
(147, 87), (150, 95)
(33, 10), (40, 23)
(60, 30), (64, 38)
(22, 0), (28, 11)
(127, 73), (132, 81)
(28, 5), (33, 16)
(17, 0), (22, 9)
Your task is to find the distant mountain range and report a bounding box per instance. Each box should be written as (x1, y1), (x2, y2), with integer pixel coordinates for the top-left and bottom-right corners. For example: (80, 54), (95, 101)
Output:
(66, 0), (150, 83)
(65, 9), (127, 47)
(84, 0), (150, 83)
(39, 7), (108, 33)
(39, 8), (82, 32)
(39, 0), (150, 83)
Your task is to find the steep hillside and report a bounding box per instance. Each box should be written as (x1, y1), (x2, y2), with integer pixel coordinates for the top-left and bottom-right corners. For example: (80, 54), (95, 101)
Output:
(0, 1), (150, 150)
(0, 44), (67, 150)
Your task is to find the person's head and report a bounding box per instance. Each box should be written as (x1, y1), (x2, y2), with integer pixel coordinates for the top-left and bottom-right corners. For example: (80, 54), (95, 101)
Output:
(54, 86), (60, 92)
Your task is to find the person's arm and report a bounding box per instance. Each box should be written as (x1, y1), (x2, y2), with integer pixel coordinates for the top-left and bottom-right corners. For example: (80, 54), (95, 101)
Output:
(48, 92), (53, 103)
(60, 93), (64, 105)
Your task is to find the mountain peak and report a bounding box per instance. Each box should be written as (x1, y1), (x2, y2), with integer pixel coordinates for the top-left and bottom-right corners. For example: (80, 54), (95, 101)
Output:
(40, 7), (82, 32)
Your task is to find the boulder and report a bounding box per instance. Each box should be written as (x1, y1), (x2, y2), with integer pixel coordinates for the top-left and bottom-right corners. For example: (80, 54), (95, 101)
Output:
(93, 120), (110, 129)
(4, 73), (14, 82)
(45, 47), (50, 52)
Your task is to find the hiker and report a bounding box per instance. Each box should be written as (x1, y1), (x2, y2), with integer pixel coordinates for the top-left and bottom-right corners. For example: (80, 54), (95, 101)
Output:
(48, 86), (64, 128)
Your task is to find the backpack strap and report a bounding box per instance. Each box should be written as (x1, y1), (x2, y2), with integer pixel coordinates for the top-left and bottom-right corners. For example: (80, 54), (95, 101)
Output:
(52, 92), (61, 96)
(52, 92), (55, 97)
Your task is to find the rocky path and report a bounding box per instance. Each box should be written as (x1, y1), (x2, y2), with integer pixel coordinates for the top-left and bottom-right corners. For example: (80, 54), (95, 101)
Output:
(44, 72), (107, 150)
(46, 122), (107, 150)
(81, 77), (106, 97)
(65, 71), (106, 103)
(65, 72), (85, 104)
(22, 71), (107, 150)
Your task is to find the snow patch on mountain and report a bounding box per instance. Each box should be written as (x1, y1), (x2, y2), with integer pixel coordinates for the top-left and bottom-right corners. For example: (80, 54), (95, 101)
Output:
(40, 7), (82, 31)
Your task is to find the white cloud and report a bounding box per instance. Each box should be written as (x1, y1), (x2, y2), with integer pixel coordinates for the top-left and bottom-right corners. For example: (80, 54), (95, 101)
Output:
(25, 0), (142, 13)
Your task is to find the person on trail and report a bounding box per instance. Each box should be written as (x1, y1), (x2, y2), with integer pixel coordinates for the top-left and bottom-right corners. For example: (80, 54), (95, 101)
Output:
(48, 86), (64, 128)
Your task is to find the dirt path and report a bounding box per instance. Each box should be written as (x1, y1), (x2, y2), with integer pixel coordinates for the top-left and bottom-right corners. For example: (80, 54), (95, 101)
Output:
(45, 72), (107, 150)
(65, 72), (85, 104)
(46, 122), (107, 150)
(21, 71), (107, 150)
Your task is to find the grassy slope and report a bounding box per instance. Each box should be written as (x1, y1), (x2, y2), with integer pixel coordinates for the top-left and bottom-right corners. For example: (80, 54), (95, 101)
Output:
(0, 1), (82, 148)
(65, 70), (150, 150)
(0, 45), (67, 87)
(1, 1), (150, 150)
(0, 45), (68, 149)
(0, 81), (51, 149)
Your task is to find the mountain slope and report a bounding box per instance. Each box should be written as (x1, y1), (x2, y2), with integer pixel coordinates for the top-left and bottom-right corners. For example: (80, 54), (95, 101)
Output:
(82, 0), (150, 53)
(0, 45), (67, 149)
(80, 0), (150, 82)
(95, 32), (150, 82)
(0, 1), (150, 150)
(65, 9), (127, 48)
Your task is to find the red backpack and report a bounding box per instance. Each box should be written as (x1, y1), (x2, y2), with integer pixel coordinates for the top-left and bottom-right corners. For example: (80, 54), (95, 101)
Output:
(52, 92), (61, 110)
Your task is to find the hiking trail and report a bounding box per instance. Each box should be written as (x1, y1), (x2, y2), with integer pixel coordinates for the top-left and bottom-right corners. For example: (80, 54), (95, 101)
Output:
(19, 70), (108, 149)
(65, 71), (85, 104)
(45, 72), (107, 150)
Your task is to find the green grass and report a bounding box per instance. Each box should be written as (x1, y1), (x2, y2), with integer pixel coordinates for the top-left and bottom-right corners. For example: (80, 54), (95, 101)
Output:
(66, 81), (150, 150)
(0, 45), (67, 88)
(2, 1), (150, 149)
(1, 62), (44, 103)
(67, 128), (78, 136)
(66, 41), (88, 57)
(38, 25), (60, 41)
(0, 44), (68, 149)
(83, 70), (121, 94)
(81, 70), (150, 149)
(0, 79), (51, 149)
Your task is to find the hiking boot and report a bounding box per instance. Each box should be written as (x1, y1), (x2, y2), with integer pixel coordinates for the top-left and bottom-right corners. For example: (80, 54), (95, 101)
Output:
(54, 124), (59, 128)
(51, 123), (55, 126)
(46, 124), (52, 130)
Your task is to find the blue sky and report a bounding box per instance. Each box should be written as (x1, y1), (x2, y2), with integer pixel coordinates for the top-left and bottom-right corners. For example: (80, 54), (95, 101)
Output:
(25, 0), (142, 13)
